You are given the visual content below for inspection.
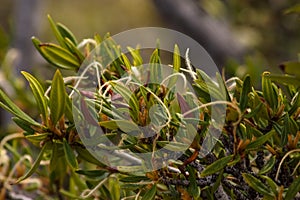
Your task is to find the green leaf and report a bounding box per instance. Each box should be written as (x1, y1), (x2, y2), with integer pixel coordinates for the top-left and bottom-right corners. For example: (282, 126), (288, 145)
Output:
(121, 53), (131, 70)
(149, 49), (161, 83)
(285, 175), (300, 200)
(201, 155), (233, 177)
(173, 44), (181, 72)
(110, 81), (139, 121)
(64, 37), (84, 63)
(187, 166), (201, 198)
(142, 184), (157, 200)
(63, 138), (78, 170)
(119, 175), (150, 183)
(65, 95), (74, 123)
(50, 70), (66, 125)
(279, 61), (300, 78)
(56, 22), (78, 45)
(47, 15), (68, 49)
(25, 133), (51, 143)
(50, 142), (61, 172)
(157, 141), (189, 151)
(246, 130), (275, 151)
(262, 72), (278, 111)
(99, 120), (140, 133)
(281, 114), (290, 146)
(267, 74), (300, 87)
(127, 47), (143, 66)
(260, 175), (278, 196)
(32, 37), (80, 70)
(216, 72), (230, 101)
(74, 146), (106, 167)
(76, 170), (107, 177)
(289, 92), (300, 116)
(258, 156), (276, 175)
(12, 117), (35, 135)
(239, 75), (251, 111)
(166, 44), (181, 90)
(15, 142), (51, 183)
(211, 169), (224, 193)
(21, 71), (48, 122)
(0, 89), (40, 127)
(242, 173), (273, 197)
(108, 177), (120, 200)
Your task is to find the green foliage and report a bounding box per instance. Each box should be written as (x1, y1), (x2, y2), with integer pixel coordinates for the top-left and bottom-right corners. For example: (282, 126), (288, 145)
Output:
(0, 16), (300, 199)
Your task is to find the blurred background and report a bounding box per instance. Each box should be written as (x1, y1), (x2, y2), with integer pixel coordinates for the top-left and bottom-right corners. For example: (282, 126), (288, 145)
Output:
(0, 0), (300, 130)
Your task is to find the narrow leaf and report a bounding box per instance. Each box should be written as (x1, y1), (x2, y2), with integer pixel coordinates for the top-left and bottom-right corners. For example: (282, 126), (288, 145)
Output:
(74, 146), (106, 167)
(246, 130), (275, 150)
(285, 175), (300, 200)
(25, 133), (51, 143)
(99, 120), (140, 133)
(119, 176), (150, 183)
(267, 74), (300, 87)
(21, 71), (48, 122)
(166, 45), (181, 89)
(39, 43), (80, 70)
(261, 175), (278, 196)
(76, 170), (107, 177)
(32, 37), (79, 70)
(0, 89), (40, 126)
(242, 173), (273, 197)
(63, 138), (78, 170)
(157, 141), (189, 151)
(149, 49), (161, 83)
(142, 184), (157, 200)
(64, 37), (84, 63)
(15, 142), (51, 183)
(239, 75), (251, 111)
(50, 70), (66, 125)
(12, 117), (35, 135)
(47, 15), (68, 49)
(201, 155), (233, 177)
(281, 114), (290, 146)
(127, 47), (143, 66)
(262, 72), (278, 111)
(258, 156), (276, 175)
(56, 22), (78, 45)
(65, 95), (74, 123)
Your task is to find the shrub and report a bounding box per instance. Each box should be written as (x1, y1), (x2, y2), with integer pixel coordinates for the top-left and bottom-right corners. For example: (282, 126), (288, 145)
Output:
(0, 16), (300, 199)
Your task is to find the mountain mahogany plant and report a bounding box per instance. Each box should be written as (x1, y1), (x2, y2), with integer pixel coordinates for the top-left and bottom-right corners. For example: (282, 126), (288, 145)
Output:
(0, 16), (300, 199)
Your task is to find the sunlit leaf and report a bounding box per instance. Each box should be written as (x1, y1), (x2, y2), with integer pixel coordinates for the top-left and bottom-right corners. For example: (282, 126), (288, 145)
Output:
(32, 37), (80, 70)
(47, 15), (68, 49)
(50, 70), (66, 125)
(56, 22), (78, 45)
(127, 47), (143, 66)
(21, 71), (48, 122)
